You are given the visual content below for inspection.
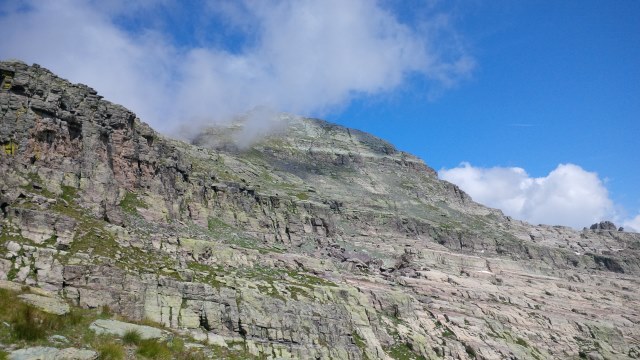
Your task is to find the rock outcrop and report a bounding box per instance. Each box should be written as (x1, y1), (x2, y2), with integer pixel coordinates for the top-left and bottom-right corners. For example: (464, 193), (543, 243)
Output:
(1, 61), (640, 359)
(590, 221), (619, 231)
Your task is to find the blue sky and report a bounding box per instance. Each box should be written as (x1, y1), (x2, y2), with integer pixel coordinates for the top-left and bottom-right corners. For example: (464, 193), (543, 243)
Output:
(1, 0), (639, 230)
(332, 1), (640, 229)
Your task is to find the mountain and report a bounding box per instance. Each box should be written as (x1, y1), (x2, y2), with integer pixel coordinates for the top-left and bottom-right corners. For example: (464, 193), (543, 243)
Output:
(1, 60), (639, 359)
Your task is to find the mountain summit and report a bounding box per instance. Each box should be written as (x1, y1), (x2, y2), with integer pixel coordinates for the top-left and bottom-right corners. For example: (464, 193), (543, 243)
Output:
(1, 61), (639, 359)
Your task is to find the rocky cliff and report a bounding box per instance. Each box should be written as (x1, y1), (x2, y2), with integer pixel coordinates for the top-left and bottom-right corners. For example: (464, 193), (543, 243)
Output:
(1, 60), (639, 359)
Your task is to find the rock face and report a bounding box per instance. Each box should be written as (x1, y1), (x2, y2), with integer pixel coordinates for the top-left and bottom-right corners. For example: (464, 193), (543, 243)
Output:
(1, 61), (640, 359)
(590, 221), (619, 231)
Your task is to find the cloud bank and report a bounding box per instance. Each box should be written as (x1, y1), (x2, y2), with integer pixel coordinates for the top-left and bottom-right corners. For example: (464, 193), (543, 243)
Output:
(624, 215), (640, 233)
(0, 0), (472, 134)
(439, 163), (639, 231)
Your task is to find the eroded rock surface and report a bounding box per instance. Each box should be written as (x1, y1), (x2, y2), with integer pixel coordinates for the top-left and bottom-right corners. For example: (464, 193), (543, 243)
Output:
(1, 61), (640, 359)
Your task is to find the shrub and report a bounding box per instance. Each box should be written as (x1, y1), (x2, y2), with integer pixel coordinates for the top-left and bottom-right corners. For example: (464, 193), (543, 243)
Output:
(0, 350), (9, 360)
(122, 329), (142, 345)
(98, 342), (125, 360)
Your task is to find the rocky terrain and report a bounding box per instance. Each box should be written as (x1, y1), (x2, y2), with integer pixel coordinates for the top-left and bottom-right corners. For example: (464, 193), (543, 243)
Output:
(1, 60), (639, 359)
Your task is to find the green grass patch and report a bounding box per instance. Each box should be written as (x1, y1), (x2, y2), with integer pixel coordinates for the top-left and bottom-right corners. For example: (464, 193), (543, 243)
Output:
(6, 264), (19, 281)
(122, 329), (142, 345)
(11, 299), (60, 341)
(167, 337), (185, 352)
(0, 286), (115, 350)
(97, 341), (125, 360)
(255, 283), (286, 301)
(290, 271), (338, 288)
(386, 343), (426, 360)
(99, 305), (113, 319)
(207, 217), (231, 232)
(137, 339), (172, 359)
(287, 285), (310, 300)
(0, 285), (254, 360)
(60, 185), (78, 203)
(205, 217), (282, 254)
(227, 236), (278, 254)
(187, 261), (224, 288)
(237, 266), (337, 301)
(48, 190), (180, 277)
(0, 288), (83, 343)
(441, 325), (456, 339)
(0, 223), (29, 250)
(119, 191), (148, 215)
(136, 317), (165, 329)
(250, 267), (338, 289)
(352, 331), (370, 359)
(352, 331), (366, 349)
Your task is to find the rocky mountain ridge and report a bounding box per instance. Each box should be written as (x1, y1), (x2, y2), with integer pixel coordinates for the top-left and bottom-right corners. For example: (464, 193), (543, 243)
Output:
(1, 60), (639, 359)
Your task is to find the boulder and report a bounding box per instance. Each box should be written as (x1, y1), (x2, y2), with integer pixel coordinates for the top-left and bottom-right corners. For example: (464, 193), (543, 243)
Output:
(89, 319), (168, 340)
(18, 293), (70, 315)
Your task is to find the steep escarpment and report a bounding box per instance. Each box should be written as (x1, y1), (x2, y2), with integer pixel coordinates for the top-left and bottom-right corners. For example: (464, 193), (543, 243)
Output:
(1, 61), (639, 359)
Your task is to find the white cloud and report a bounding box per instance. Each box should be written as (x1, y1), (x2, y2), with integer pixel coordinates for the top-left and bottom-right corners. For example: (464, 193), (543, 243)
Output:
(624, 215), (640, 233)
(438, 163), (633, 229)
(0, 0), (473, 135)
